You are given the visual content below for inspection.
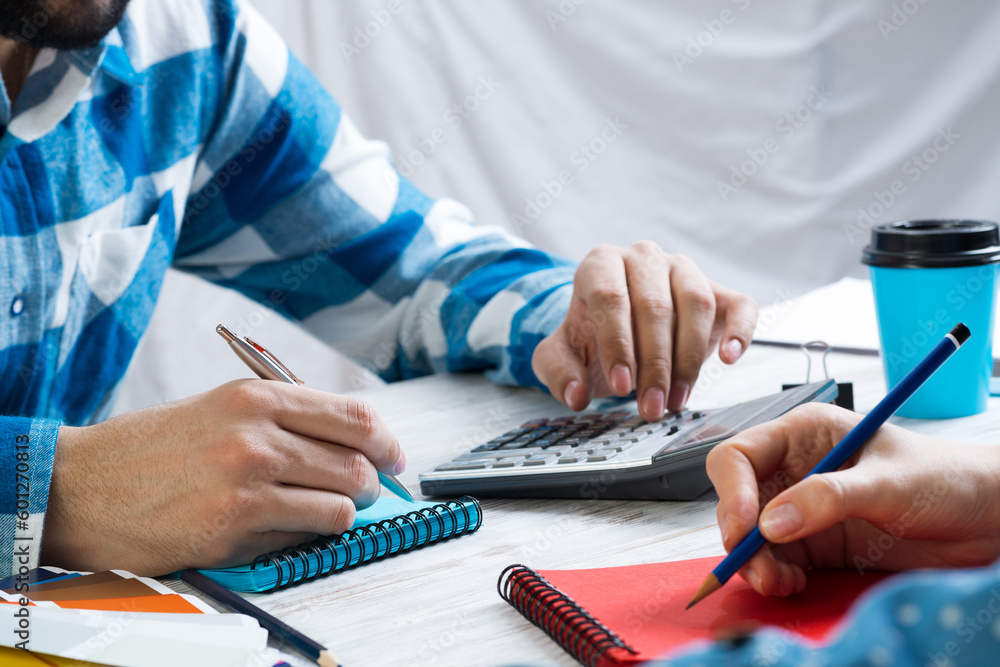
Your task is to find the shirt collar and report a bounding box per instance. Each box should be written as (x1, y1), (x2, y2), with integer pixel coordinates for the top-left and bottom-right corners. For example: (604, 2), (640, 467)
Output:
(63, 26), (145, 87)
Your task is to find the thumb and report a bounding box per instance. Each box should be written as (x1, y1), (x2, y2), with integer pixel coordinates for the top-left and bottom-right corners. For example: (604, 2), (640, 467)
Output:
(758, 469), (882, 543)
(531, 328), (592, 411)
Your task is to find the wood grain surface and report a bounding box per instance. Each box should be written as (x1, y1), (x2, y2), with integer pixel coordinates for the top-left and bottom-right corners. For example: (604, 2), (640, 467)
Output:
(165, 344), (1000, 666)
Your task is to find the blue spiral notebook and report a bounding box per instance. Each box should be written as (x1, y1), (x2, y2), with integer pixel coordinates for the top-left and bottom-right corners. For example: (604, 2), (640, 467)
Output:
(198, 495), (482, 592)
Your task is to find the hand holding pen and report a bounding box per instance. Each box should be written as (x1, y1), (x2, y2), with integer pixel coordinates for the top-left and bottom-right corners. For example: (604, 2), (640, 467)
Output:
(217, 324), (414, 502)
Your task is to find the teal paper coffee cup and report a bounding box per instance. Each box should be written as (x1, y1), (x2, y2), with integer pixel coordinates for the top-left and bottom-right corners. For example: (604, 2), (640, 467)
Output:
(862, 220), (1000, 419)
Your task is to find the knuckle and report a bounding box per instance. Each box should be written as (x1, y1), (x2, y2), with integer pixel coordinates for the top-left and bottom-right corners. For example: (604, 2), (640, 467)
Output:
(345, 397), (378, 441)
(633, 293), (674, 321)
(227, 431), (277, 479)
(343, 449), (376, 496)
(675, 348), (705, 376)
(814, 475), (848, 520)
(639, 355), (672, 382)
(788, 402), (835, 422)
(669, 252), (696, 269)
(328, 498), (357, 535)
(632, 239), (662, 254)
(224, 380), (278, 416)
(603, 334), (633, 356)
(683, 288), (716, 316)
(589, 284), (628, 311)
(586, 244), (621, 261)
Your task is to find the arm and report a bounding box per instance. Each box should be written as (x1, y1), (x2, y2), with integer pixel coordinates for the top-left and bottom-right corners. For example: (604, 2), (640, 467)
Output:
(172, 1), (757, 420)
(172, 0), (576, 389)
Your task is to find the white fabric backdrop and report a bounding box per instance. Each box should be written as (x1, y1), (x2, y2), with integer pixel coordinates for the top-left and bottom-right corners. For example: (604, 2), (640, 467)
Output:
(115, 0), (1000, 413)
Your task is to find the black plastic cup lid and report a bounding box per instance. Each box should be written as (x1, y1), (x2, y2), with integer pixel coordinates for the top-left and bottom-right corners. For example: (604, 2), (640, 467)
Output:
(862, 219), (1000, 268)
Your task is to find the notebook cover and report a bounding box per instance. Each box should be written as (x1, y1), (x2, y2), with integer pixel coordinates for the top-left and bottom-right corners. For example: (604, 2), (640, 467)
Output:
(502, 555), (895, 666)
(199, 495), (482, 592)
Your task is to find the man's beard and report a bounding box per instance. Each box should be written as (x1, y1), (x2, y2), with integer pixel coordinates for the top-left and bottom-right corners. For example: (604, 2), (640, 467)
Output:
(0, 0), (131, 50)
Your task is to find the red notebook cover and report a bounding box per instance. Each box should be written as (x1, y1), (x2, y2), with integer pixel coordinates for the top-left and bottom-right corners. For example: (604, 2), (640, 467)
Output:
(499, 556), (895, 666)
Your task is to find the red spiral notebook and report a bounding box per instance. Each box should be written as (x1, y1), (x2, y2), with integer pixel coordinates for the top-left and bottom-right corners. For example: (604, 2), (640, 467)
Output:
(498, 555), (895, 667)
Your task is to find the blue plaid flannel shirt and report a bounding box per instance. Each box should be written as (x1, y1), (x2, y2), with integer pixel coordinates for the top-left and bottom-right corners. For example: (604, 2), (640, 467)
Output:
(0, 0), (575, 578)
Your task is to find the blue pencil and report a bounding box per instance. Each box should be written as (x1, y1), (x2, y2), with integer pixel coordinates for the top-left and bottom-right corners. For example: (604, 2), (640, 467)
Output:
(687, 322), (971, 609)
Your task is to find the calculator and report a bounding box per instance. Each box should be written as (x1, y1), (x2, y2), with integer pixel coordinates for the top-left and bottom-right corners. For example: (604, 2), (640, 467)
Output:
(419, 380), (838, 500)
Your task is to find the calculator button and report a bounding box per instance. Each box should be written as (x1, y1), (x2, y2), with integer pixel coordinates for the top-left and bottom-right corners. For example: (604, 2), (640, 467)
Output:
(521, 418), (549, 427)
(496, 447), (542, 457)
(456, 452), (498, 460)
(471, 442), (503, 452)
(547, 416), (575, 424)
(521, 459), (547, 466)
(559, 437), (584, 446)
(492, 461), (517, 468)
(557, 456), (582, 464)
(435, 462), (489, 471)
(499, 440), (533, 450)
(586, 454), (609, 462)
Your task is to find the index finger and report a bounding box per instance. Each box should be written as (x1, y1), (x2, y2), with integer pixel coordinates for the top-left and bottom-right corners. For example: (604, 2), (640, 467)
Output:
(707, 403), (857, 547)
(255, 383), (404, 475)
(575, 246), (635, 396)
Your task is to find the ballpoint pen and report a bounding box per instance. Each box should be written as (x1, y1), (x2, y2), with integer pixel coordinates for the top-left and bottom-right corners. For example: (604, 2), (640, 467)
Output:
(216, 323), (414, 502)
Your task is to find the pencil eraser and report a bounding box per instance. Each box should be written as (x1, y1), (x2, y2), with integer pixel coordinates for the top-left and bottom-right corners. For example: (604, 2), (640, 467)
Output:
(950, 323), (971, 346)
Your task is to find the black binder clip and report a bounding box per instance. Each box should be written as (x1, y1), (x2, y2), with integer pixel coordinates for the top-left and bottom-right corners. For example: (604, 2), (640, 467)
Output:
(781, 341), (854, 411)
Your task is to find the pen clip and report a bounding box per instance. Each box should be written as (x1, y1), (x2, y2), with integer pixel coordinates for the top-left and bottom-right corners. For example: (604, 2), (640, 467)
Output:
(216, 324), (305, 385)
(244, 336), (304, 385)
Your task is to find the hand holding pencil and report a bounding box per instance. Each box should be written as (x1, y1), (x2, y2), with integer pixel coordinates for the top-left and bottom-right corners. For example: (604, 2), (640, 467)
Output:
(694, 324), (1000, 603)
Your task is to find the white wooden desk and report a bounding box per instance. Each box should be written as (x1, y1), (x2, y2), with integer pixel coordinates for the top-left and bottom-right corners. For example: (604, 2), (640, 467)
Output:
(170, 344), (1000, 667)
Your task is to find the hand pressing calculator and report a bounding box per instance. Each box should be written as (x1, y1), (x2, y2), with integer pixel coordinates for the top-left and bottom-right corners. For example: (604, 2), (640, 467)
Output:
(419, 380), (838, 500)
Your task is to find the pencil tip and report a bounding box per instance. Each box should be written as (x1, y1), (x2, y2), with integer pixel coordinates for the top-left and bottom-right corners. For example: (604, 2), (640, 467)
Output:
(318, 650), (342, 667)
(686, 573), (722, 611)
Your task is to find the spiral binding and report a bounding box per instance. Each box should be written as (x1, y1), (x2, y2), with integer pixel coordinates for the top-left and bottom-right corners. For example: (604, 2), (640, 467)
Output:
(498, 564), (636, 667)
(251, 496), (482, 591)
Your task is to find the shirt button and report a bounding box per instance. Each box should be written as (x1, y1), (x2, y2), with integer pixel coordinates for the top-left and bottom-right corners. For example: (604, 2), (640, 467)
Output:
(10, 295), (24, 316)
